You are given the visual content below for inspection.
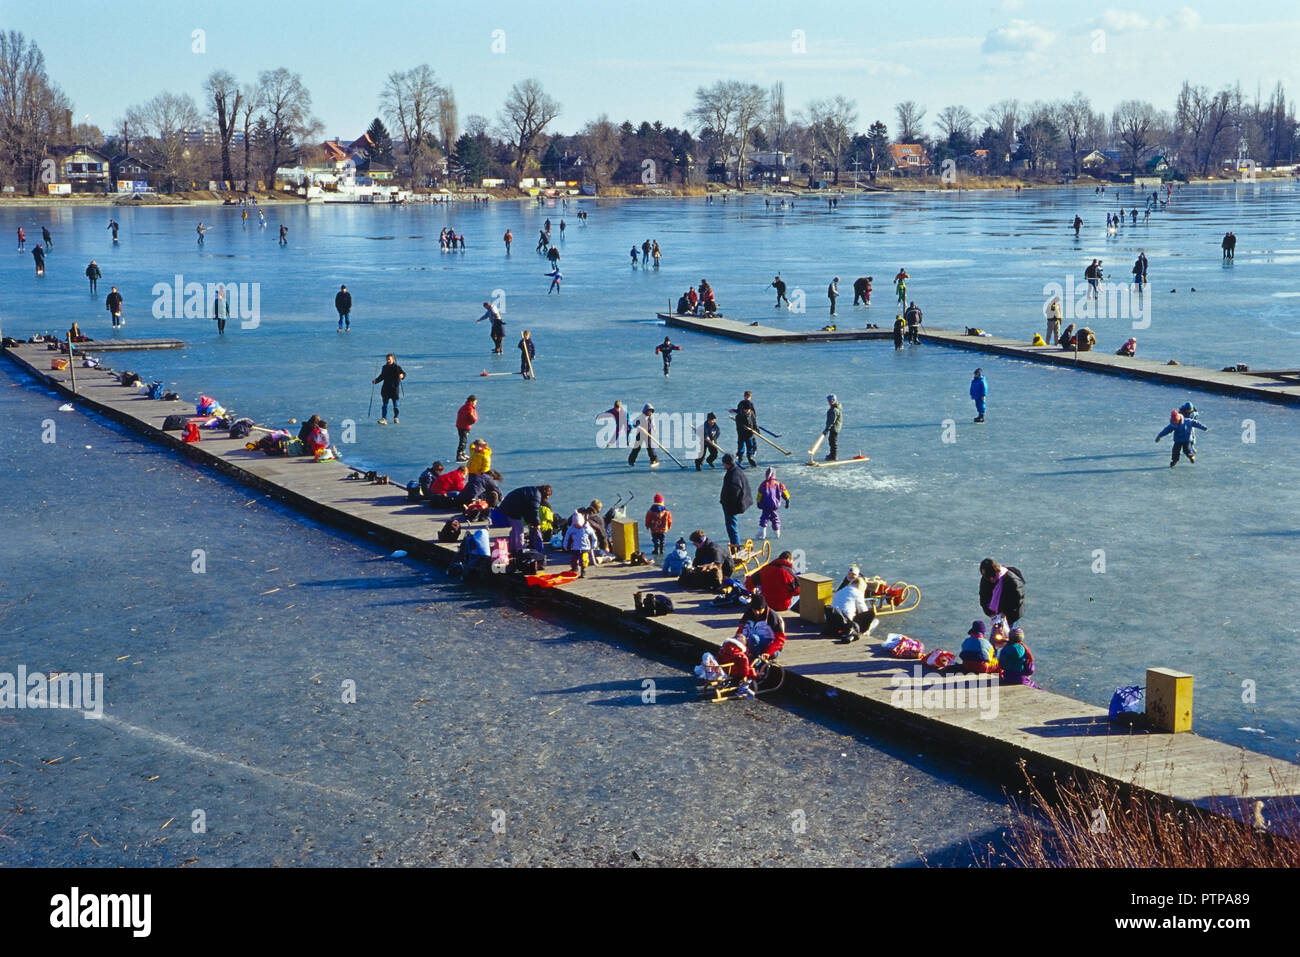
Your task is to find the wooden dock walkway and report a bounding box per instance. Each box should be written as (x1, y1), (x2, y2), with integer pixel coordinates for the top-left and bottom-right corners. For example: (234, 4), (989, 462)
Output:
(66, 338), (186, 352)
(5, 340), (1296, 827)
(661, 313), (1300, 406)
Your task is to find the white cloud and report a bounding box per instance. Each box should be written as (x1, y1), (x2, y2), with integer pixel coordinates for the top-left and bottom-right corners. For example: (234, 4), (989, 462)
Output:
(982, 19), (1057, 55)
(1096, 6), (1203, 33)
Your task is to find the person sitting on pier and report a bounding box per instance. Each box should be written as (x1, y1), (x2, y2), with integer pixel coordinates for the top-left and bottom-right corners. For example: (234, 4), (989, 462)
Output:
(676, 292), (691, 315)
(998, 626), (1039, 687)
(305, 419), (330, 455)
(733, 592), (786, 661)
(825, 569), (878, 642)
(959, 621), (999, 674)
(683, 529), (734, 588)
(298, 415), (324, 449)
(418, 461), (445, 498)
(427, 465), (469, 508)
(1116, 337), (1137, 357)
(456, 468), (503, 508)
(662, 537), (693, 576)
(1059, 324), (1076, 349)
(745, 550), (800, 612)
(687, 285), (699, 313)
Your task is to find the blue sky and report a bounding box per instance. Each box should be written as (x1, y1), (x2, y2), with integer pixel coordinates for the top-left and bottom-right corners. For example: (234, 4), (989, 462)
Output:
(8, 0), (1300, 138)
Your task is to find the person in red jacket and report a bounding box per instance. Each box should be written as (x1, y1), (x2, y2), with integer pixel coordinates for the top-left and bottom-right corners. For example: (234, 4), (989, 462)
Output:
(428, 465), (469, 507)
(733, 592), (787, 660)
(455, 395), (478, 462)
(717, 636), (757, 699)
(745, 550), (800, 612)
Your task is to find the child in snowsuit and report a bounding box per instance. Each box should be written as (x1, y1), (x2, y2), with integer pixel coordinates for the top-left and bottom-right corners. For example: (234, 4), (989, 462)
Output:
(970, 368), (988, 423)
(654, 337), (680, 377)
(662, 538), (692, 576)
(563, 510), (598, 577)
(1156, 409), (1208, 466)
(717, 636), (757, 699)
(644, 493), (673, 555)
(756, 467), (790, 539)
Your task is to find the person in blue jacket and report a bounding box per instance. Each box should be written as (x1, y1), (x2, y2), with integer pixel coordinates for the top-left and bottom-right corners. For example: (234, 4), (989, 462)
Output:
(970, 368), (988, 423)
(1156, 409), (1208, 467)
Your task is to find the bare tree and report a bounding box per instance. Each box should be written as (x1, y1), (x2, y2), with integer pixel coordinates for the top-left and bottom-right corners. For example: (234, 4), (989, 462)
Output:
(983, 99), (1020, 171)
(205, 70), (242, 186)
(438, 88), (458, 155)
(132, 92), (201, 192)
(689, 80), (766, 188)
(381, 65), (445, 186)
(1057, 92), (1095, 176)
(894, 101), (927, 142)
(257, 68), (320, 187)
(578, 113), (621, 191)
(802, 96), (858, 183)
(0, 31), (72, 195)
(1113, 99), (1159, 173)
(498, 78), (561, 177)
(767, 81), (790, 150)
(935, 104), (975, 142)
(237, 83), (257, 190)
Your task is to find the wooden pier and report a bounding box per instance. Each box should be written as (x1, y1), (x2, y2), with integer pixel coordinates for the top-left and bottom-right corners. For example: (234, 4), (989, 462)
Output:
(661, 313), (1300, 405)
(5, 339), (1297, 827)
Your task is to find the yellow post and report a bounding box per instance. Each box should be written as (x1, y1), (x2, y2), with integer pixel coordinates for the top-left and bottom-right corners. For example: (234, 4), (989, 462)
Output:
(609, 517), (639, 561)
(1146, 668), (1193, 733)
(798, 573), (833, 624)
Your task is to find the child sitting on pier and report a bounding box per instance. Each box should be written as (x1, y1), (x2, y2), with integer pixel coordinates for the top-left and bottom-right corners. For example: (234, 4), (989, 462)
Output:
(998, 626), (1039, 687)
(959, 621), (999, 674)
(662, 538), (693, 576)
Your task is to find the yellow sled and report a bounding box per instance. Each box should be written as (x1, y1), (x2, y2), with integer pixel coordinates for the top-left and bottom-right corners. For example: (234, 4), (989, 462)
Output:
(729, 538), (771, 579)
(699, 657), (784, 703)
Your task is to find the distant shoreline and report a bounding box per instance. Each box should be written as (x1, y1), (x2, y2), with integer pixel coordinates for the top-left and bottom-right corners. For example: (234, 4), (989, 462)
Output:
(0, 174), (1289, 208)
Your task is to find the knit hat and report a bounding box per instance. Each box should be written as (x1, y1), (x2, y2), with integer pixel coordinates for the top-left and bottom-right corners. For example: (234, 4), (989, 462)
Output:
(974, 368), (983, 376)
(1009, 626), (1025, 643)
(827, 394), (836, 403)
(764, 467), (775, 482)
(969, 620), (987, 637)
(571, 510), (586, 527)
(653, 493), (664, 504)
(1170, 410), (1183, 424)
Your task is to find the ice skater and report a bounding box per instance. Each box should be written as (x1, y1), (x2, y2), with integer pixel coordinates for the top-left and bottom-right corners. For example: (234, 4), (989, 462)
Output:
(85, 260), (101, 294)
(655, 336), (680, 377)
(1156, 408), (1208, 467)
(756, 467), (790, 539)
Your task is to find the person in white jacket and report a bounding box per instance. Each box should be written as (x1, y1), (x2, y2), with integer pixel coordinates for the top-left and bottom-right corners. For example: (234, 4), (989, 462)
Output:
(563, 511), (598, 576)
(827, 567), (878, 642)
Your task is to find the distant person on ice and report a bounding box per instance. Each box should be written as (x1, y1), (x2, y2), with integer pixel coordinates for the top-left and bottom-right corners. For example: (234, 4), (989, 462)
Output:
(85, 260), (101, 294)
(822, 394), (842, 461)
(771, 274), (789, 309)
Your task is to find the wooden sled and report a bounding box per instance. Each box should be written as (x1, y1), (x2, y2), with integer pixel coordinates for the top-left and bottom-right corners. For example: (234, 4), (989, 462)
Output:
(699, 657), (784, 703)
(861, 577), (921, 615)
(729, 538), (771, 578)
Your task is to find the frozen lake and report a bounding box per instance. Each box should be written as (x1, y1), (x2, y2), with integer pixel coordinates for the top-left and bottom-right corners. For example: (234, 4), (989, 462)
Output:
(2, 184), (1297, 760)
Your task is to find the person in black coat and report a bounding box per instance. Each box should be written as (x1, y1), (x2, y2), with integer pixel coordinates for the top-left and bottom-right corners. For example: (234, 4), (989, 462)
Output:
(335, 284), (352, 332)
(372, 353), (405, 424)
(688, 530), (735, 580)
(85, 260), (101, 294)
(456, 469), (502, 507)
(719, 453), (754, 548)
(500, 484), (551, 553)
(978, 558), (1025, 629)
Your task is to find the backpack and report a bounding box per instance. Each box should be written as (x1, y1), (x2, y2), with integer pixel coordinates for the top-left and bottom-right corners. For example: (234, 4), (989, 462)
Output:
(1108, 686), (1144, 723)
(228, 418), (255, 439)
(890, 636), (926, 659)
(162, 414), (191, 431)
(508, 550), (546, 576)
(437, 518), (462, 542)
(147, 381), (166, 399)
(406, 481), (422, 503)
(680, 563), (724, 592)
